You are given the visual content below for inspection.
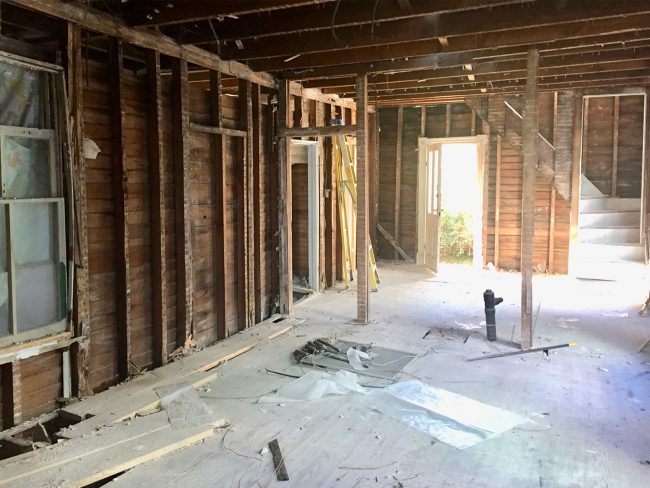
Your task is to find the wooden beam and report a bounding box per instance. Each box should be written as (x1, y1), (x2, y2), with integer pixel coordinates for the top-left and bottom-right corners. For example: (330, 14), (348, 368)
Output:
(612, 95), (620, 197)
(147, 49), (167, 367)
(227, 1), (650, 61)
(171, 58), (193, 345)
(131, 0), (334, 26)
(494, 135), (502, 268)
(356, 74), (369, 323)
(252, 84), (264, 323)
(376, 223), (414, 262)
(109, 38), (131, 380)
(278, 80), (293, 315)
(237, 79), (254, 329)
(65, 22), (90, 397)
(394, 106), (403, 260)
(278, 125), (357, 138)
(190, 123), (247, 138)
(253, 10), (650, 72)
(520, 48), (539, 350)
(209, 70), (229, 340)
(5, 0), (276, 88)
(187, 0), (527, 42)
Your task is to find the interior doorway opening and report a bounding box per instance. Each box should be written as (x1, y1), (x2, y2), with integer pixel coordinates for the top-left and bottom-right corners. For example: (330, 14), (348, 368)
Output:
(417, 136), (487, 273)
(290, 140), (320, 299)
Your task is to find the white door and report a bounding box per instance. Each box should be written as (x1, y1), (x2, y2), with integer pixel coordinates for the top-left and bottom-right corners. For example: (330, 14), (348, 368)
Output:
(424, 144), (442, 272)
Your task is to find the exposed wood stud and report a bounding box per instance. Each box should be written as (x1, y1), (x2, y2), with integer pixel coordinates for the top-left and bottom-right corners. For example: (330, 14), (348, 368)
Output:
(66, 21), (90, 396)
(190, 123), (248, 138)
(445, 104), (452, 136)
(209, 70), (229, 340)
(278, 125), (357, 137)
(316, 101), (327, 290)
(237, 79), (255, 329)
(581, 98), (589, 175)
(612, 95), (620, 197)
(372, 110), (381, 250)
(494, 135), (502, 268)
(147, 49), (168, 367)
(278, 80), (293, 315)
(471, 108), (477, 135)
(252, 83), (264, 323)
(324, 103), (337, 287)
(356, 74), (369, 323)
(171, 58), (193, 345)
(109, 38), (131, 380)
(268, 95), (281, 310)
(548, 188), (556, 273)
(569, 91), (584, 246)
(394, 106), (404, 260)
(420, 106), (426, 137)
(520, 47), (539, 350)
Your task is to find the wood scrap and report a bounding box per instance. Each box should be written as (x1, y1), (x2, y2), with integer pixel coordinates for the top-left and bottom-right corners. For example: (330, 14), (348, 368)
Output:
(269, 438), (289, 481)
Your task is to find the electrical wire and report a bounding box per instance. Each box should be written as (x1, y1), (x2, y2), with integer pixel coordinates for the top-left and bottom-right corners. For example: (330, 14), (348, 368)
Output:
(370, 0), (381, 37)
(330, 0), (347, 46)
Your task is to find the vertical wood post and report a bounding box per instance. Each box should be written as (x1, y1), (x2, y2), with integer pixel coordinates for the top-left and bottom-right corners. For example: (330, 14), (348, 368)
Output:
(494, 135), (502, 268)
(471, 108), (477, 135)
(581, 98), (590, 176)
(66, 22), (90, 396)
(356, 74), (369, 323)
(278, 80), (293, 315)
(420, 106), (426, 137)
(445, 104), (452, 136)
(209, 71), (229, 339)
(569, 91), (584, 246)
(612, 96), (620, 197)
(548, 188), (556, 273)
(520, 48), (539, 350)
(252, 84), (264, 322)
(109, 38), (131, 379)
(171, 58), (193, 345)
(324, 103), (337, 287)
(268, 95), (280, 308)
(371, 109), (380, 254)
(146, 50), (167, 366)
(238, 79), (254, 329)
(394, 106), (403, 260)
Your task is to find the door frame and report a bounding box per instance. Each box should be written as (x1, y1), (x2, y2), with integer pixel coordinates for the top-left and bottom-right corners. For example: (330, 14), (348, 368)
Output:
(416, 135), (488, 268)
(290, 139), (320, 291)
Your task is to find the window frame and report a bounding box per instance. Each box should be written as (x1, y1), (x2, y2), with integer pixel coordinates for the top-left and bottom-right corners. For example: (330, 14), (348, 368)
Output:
(0, 125), (67, 348)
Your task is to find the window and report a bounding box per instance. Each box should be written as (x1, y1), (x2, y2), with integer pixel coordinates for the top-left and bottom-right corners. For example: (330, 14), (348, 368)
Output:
(0, 55), (68, 347)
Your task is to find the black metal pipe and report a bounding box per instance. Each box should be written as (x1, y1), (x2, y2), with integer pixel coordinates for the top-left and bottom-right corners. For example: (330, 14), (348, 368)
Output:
(483, 289), (503, 341)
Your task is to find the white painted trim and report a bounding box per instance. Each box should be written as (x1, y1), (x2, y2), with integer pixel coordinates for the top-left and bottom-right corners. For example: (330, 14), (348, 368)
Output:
(416, 135), (488, 268)
(290, 140), (320, 292)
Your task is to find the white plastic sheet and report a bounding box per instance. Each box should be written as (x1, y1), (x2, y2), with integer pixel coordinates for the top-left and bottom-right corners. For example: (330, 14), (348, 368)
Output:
(346, 347), (369, 370)
(259, 370), (366, 403)
(365, 380), (527, 449)
(156, 383), (213, 429)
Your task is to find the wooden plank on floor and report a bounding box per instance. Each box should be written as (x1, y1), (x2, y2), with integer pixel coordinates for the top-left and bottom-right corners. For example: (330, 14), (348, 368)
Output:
(0, 411), (226, 488)
(171, 58), (193, 345)
(146, 49), (168, 367)
(520, 48), (539, 350)
(109, 38), (131, 379)
(356, 74), (369, 323)
(209, 70), (228, 340)
(278, 80), (293, 315)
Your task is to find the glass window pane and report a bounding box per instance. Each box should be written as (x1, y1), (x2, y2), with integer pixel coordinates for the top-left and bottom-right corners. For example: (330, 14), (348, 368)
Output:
(13, 203), (62, 331)
(0, 60), (46, 128)
(0, 206), (9, 337)
(2, 136), (52, 198)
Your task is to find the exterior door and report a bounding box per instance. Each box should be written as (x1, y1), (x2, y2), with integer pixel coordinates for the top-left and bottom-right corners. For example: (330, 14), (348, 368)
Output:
(425, 144), (442, 272)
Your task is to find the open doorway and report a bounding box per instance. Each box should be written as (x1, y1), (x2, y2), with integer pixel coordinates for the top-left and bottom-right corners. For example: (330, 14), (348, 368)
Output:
(417, 136), (487, 273)
(290, 140), (320, 298)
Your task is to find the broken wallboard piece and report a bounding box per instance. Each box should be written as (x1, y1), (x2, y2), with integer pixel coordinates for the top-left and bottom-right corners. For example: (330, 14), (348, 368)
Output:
(467, 342), (577, 362)
(269, 438), (289, 481)
(0, 411), (228, 488)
